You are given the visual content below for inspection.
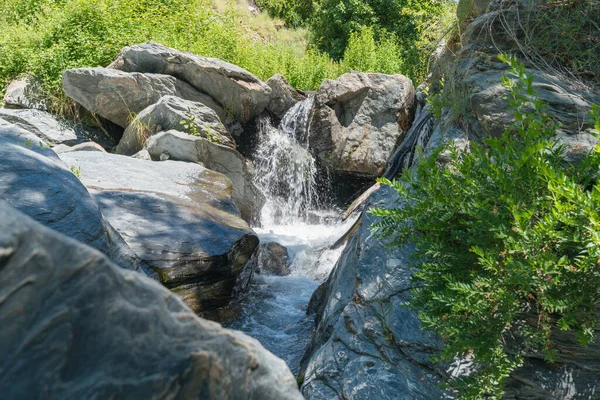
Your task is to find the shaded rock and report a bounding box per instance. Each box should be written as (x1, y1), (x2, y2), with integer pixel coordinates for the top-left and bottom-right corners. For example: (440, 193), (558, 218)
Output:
(145, 130), (265, 224)
(116, 95), (234, 155)
(54, 141), (107, 153)
(0, 200), (304, 400)
(300, 186), (450, 399)
(0, 108), (79, 145)
(2, 76), (50, 110)
(249, 242), (291, 276)
(59, 151), (259, 314)
(309, 72), (416, 178)
(109, 42), (271, 122)
(62, 67), (225, 127)
(0, 119), (147, 274)
(266, 73), (306, 119)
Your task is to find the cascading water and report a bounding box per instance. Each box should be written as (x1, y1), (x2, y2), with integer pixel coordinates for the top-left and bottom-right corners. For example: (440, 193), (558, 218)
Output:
(227, 97), (358, 374)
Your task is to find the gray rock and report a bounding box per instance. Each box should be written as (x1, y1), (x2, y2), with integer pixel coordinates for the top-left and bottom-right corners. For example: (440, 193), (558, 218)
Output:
(54, 141), (107, 153)
(2, 76), (50, 110)
(62, 67), (225, 127)
(300, 186), (451, 400)
(266, 73), (306, 119)
(0, 200), (304, 400)
(309, 72), (416, 178)
(59, 151), (259, 314)
(109, 42), (272, 122)
(145, 130), (265, 224)
(0, 108), (79, 145)
(0, 119), (147, 274)
(116, 95), (235, 155)
(249, 242), (291, 276)
(132, 148), (152, 160)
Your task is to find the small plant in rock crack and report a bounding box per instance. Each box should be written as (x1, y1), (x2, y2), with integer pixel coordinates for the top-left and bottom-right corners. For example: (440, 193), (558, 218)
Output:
(70, 165), (82, 179)
(203, 124), (220, 143)
(180, 111), (199, 137)
(370, 54), (600, 399)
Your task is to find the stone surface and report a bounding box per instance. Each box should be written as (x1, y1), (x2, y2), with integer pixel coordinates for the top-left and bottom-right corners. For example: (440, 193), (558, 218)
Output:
(0, 119), (147, 274)
(62, 67), (224, 128)
(59, 151), (259, 314)
(249, 242), (291, 276)
(300, 186), (450, 399)
(2, 76), (50, 110)
(266, 73), (306, 119)
(0, 201), (304, 400)
(109, 42), (272, 122)
(309, 72), (415, 178)
(145, 130), (265, 224)
(53, 141), (107, 153)
(116, 95), (234, 155)
(0, 108), (79, 145)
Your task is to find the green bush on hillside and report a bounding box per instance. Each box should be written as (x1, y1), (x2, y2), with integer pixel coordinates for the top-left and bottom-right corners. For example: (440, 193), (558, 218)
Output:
(370, 56), (600, 399)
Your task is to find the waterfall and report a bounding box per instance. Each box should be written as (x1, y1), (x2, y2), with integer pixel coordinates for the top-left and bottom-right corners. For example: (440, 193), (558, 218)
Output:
(252, 97), (319, 225)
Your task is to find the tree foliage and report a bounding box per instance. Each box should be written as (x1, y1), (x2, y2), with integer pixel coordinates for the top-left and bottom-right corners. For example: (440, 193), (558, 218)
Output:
(370, 56), (600, 398)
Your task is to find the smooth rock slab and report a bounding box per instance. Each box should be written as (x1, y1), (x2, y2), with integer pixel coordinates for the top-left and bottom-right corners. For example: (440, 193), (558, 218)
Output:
(109, 42), (272, 122)
(0, 119), (146, 274)
(145, 129), (265, 224)
(62, 67), (225, 128)
(116, 95), (235, 155)
(0, 201), (303, 400)
(309, 72), (416, 178)
(59, 151), (259, 313)
(0, 108), (79, 145)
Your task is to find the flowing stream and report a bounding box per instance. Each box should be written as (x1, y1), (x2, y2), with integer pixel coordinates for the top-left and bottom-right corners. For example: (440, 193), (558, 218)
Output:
(227, 98), (357, 374)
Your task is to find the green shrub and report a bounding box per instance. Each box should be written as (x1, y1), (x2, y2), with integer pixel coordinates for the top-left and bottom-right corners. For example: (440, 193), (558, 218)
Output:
(370, 55), (600, 399)
(255, 0), (314, 28)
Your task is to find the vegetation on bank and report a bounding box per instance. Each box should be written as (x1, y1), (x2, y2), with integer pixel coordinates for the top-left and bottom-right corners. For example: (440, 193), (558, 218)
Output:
(0, 0), (455, 114)
(371, 56), (600, 398)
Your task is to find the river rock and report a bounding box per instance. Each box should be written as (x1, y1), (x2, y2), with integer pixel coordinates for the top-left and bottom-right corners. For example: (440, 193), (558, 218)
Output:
(53, 141), (107, 153)
(0, 119), (147, 274)
(109, 42), (272, 122)
(250, 242), (291, 276)
(300, 186), (450, 399)
(145, 129), (265, 224)
(2, 76), (50, 110)
(116, 95), (235, 155)
(62, 67), (225, 128)
(309, 72), (416, 178)
(59, 151), (259, 313)
(266, 73), (306, 119)
(0, 200), (304, 400)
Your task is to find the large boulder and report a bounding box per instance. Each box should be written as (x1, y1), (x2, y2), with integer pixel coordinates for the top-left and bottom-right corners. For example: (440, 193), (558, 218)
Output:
(0, 118), (146, 274)
(266, 73), (306, 119)
(59, 151), (259, 314)
(309, 72), (416, 178)
(2, 76), (50, 111)
(300, 187), (450, 399)
(248, 242), (291, 276)
(145, 130), (265, 224)
(62, 67), (225, 128)
(116, 95), (235, 155)
(109, 42), (272, 122)
(0, 200), (303, 400)
(0, 108), (79, 145)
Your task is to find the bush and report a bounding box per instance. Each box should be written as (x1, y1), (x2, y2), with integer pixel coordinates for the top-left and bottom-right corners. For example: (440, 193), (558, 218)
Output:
(370, 56), (600, 399)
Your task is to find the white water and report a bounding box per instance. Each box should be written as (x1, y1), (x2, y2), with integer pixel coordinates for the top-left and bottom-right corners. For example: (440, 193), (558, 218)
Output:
(227, 98), (357, 373)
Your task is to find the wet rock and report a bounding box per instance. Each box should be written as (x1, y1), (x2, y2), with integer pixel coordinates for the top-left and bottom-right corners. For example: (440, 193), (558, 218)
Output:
(266, 73), (306, 119)
(145, 129), (265, 224)
(116, 95), (235, 155)
(300, 186), (450, 400)
(0, 119), (147, 274)
(109, 42), (272, 122)
(2, 76), (50, 110)
(62, 67), (224, 128)
(59, 151), (259, 314)
(0, 200), (304, 400)
(250, 242), (291, 276)
(309, 72), (416, 178)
